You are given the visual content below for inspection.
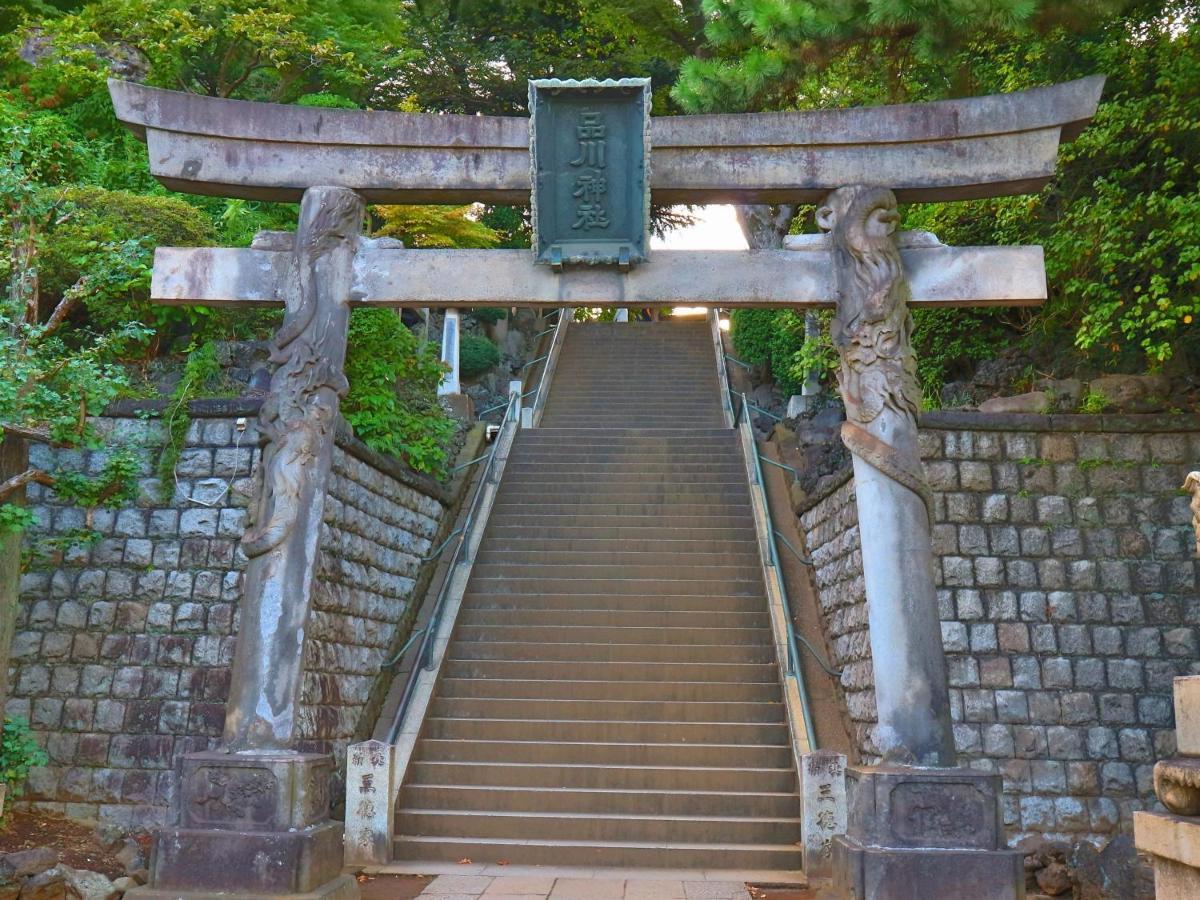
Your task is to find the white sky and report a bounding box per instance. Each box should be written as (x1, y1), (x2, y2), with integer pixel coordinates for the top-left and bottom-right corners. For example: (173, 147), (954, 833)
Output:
(651, 204), (747, 251)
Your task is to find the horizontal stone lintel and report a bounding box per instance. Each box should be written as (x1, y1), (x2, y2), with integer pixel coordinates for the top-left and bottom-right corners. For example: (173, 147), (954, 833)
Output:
(151, 245), (1046, 309)
(110, 76), (1104, 204)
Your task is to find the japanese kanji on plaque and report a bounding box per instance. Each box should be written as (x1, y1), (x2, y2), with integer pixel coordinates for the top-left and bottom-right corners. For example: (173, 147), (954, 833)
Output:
(529, 78), (650, 269)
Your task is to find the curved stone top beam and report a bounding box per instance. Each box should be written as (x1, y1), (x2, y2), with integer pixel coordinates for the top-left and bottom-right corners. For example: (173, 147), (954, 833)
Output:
(109, 75), (1104, 205)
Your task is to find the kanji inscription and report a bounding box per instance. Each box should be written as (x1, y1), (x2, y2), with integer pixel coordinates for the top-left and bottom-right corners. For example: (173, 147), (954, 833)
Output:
(529, 78), (649, 267)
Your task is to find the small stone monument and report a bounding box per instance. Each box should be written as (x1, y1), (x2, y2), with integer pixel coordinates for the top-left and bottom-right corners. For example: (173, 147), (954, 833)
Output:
(343, 741), (396, 866)
(801, 751), (848, 877)
(1135, 675), (1200, 898)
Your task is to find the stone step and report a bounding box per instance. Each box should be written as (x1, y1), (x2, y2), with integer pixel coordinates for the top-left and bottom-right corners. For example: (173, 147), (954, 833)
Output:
(463, 577), (762, 597)
(394, 808), (801, 845)
(477, 536), (758, 554)
(467, 562), (760, 583)
(490, 501), (753, 517)
(421, 716), (789, 744)
(412, 737), (792, 769)
(430, 697), (786, 723)
(391, 835), (803, 870)
(458, 607), (768, 628)
(483, 524), (756, 541)
(453, 623), (769, 647)
(435, 676), (780, 702)
(441, 658), (778, 683)
(407, 760), (796, 793)
(448, 640), (774, 664)
(461, 591), (767, 614)
(399, 784), (800, 818)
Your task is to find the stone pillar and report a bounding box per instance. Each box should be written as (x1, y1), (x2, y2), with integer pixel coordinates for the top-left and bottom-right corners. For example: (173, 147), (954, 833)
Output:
(801, 750), (847, 878)
(818, 186), (1021, 899)
(131, 186), (364, 900)
(438, 308), (461, 396)
(343, 741), (396, 866)
(1135, 676), (1200, 899)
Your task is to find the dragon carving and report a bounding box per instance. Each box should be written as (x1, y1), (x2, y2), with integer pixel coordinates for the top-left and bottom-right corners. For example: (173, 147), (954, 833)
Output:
(241, 189), (362, 558)
(818, 185), (933, 524)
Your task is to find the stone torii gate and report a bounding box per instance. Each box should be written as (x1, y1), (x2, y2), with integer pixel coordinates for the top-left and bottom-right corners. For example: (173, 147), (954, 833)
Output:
(109, 75), (1103, 900)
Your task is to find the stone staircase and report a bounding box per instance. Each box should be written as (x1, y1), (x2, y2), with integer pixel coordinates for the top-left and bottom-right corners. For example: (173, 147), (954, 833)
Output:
(393, 319), (803, 871)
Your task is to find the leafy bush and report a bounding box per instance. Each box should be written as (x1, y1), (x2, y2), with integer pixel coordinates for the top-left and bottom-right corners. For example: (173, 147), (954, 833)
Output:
(730, 309), (830, 396)
(471, 308), (507, 325)
(0, 717), (47, 798)
(342, 309), (455, 476)
(460, 334), (500, 378)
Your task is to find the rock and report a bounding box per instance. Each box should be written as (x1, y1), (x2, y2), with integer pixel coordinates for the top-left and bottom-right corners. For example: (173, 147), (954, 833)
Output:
(108, 878), (137, 896)
(1087, 373), (1171, 413)
(786, 395), (810, 418)
(4, 850), (58, 879)
(1070, 835), (1147, 900)
(1035, 862), (1071, 896)
(811, 404), (845, 433)
(92, 826), (126, 855)
(57, 866), (118, 900)
(1037, 377), (1083, 411)
(978, 391), (1050, 414)
(127, 872), (148, 888)
(771, 423), (796, 445)
(790, 481), (809, 513)
(940, 380), (978, 408)
(0, 884), (20, 900)
(113, 842), (145, 878)
(752, 383), (777, 410)
(18, 869), (64, 900)
(0, 860), (15, 889)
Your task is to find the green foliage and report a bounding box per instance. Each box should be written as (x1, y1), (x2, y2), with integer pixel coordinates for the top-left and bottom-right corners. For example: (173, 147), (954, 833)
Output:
(342, 309), (455, 477)
(730, 308), (831, 396)
(157, 341), (224, 499)
(0, 717), (46, 796)
(375, 205), (500, 250)
(910, 307), (1012, 397)
(471, 308), (507, 325)
(459, 334), (500, 379)
(1078, 387), (1110, 413)
(0, 505), (35, 536)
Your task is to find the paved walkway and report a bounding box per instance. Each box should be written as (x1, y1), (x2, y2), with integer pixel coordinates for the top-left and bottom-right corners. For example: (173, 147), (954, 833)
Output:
(414, 875), (755, 899)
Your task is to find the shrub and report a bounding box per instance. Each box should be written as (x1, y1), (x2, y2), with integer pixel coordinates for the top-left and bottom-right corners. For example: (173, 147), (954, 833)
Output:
(0, 718), (47, 798)
(342, 309), (455, 476)
(460, 334), (500, 378)
(472, 308), (507, 325)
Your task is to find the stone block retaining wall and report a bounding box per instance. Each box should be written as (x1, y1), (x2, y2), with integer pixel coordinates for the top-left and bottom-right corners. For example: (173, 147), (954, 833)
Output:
(6, 400), (447, 825)
(799, 412), (1200, 846)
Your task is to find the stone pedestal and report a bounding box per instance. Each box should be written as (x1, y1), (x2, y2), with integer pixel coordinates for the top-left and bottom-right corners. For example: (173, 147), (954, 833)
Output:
(129, 751), (356, 900)
(1134, 812), (1200, 900)
(1133, 675), (1200, 899)
(830, 765), (1023, 900)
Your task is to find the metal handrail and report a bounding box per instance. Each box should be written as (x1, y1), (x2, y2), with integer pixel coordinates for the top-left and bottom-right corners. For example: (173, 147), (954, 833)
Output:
(384, 309), (567, 744)
(738, 390), (817, 748)
(384, 389), (520, 743)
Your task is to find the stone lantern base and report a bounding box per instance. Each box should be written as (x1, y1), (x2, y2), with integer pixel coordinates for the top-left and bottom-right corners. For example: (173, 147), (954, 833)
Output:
(1135, 811), (1200, 900)
(128, 751), (358, 900)
(829, 765), (1023, 900)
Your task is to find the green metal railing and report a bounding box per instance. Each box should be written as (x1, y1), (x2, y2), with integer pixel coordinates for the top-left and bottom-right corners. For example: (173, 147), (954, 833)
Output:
(384, 308), (568, 744)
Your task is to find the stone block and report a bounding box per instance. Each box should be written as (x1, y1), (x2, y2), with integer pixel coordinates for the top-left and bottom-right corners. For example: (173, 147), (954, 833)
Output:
(343, 741), (395, 867)
(1174, 676), (1200, 756)
(179, 751), (331, 832)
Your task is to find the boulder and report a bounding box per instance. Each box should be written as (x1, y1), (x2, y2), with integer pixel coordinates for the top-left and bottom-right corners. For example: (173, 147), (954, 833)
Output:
(789, 481), (809, 513)
(1035, 862), (1071, 896)
(1070, 835), (1151, 900)
(108, 879), (137, 897)
(113, 842), (145, 878)
(1087, 374), (1171, 413)
(1037, 377), (1084, 411)
(978, 391), (1051, 415)
(57, 867), (118, 900)
(17, 870), (64, 900)
(4, 851), (58, 880)
(92, 826), (126, 855)
(752, 383), (778, 412)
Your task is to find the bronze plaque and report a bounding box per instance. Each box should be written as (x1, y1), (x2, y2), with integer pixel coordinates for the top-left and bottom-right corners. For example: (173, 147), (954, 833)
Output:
(529, 78), (650, 268)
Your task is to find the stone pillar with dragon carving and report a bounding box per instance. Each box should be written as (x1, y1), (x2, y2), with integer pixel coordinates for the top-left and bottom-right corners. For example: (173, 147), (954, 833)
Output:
(129, 186), (365, 900)
(818, 186), (1023, 900)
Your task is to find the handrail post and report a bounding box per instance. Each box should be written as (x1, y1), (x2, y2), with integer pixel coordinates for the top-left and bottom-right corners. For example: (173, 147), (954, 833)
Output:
(437, 308), (461, 396)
